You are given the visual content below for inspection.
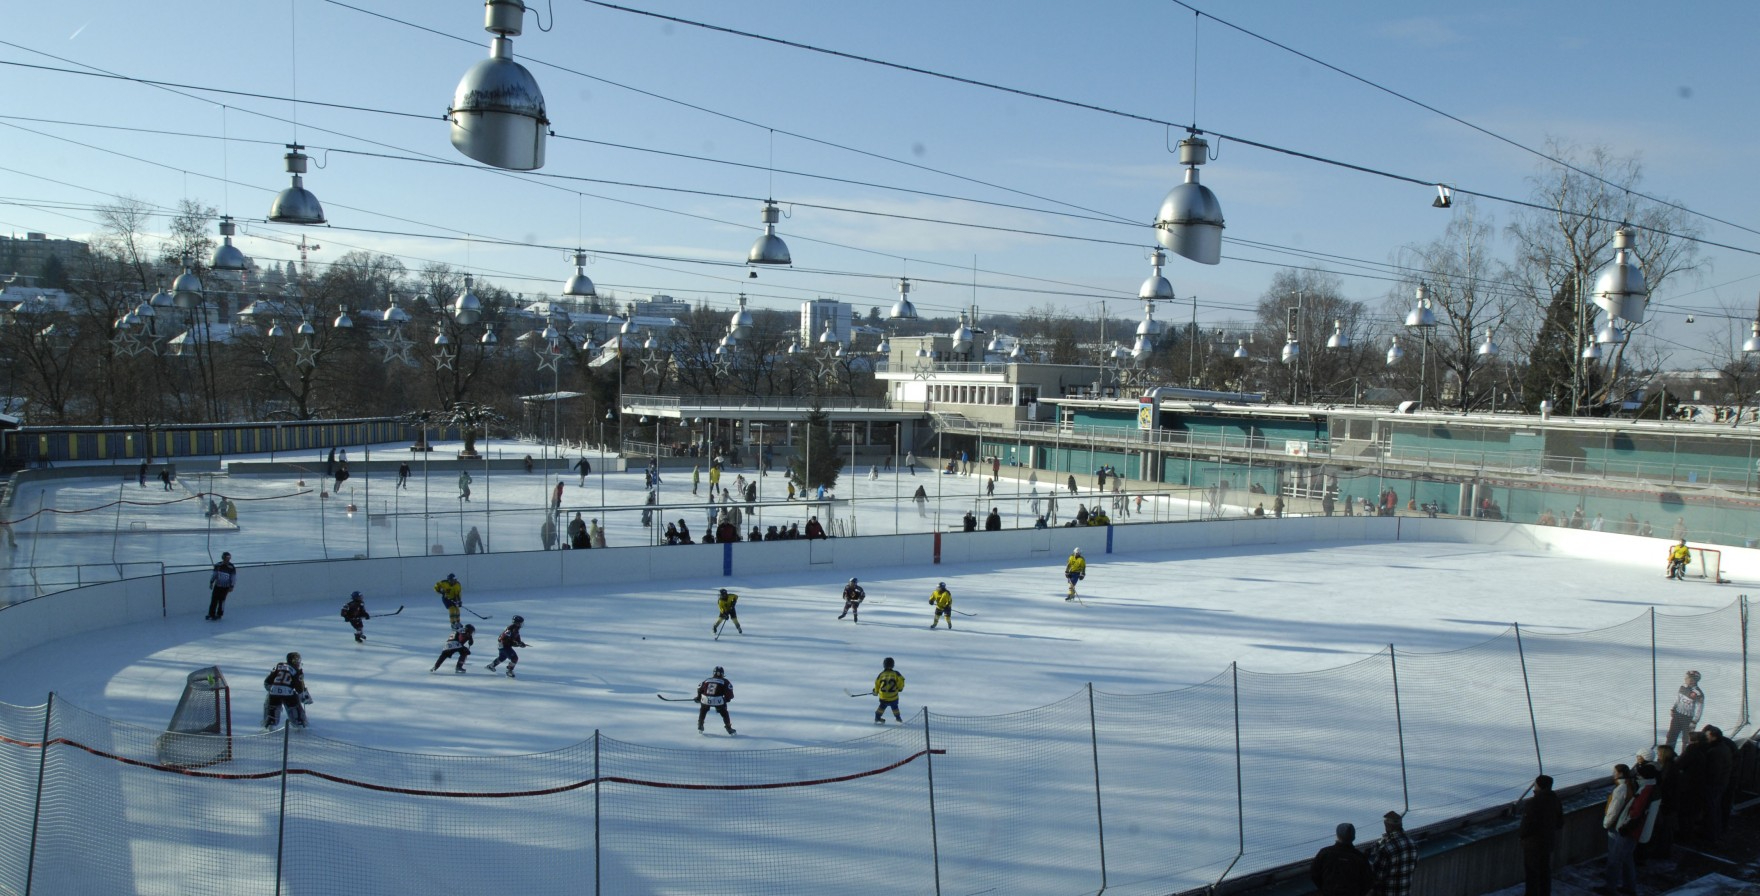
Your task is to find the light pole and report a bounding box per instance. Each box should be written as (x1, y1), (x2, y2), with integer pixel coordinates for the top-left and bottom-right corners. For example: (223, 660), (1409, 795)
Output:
(1405, 283), (1437, 408)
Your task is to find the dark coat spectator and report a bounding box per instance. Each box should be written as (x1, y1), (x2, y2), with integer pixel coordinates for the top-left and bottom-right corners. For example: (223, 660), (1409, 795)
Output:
(1310, 823), (1375, 896)
(962, 511), (978, 532)
(805, 517), (826, 539)
(1519, 775), (1563, 896)
(984, 508), (1002, 531)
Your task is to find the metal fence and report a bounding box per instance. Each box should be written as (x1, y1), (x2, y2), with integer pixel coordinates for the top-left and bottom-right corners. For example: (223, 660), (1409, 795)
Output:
(0, 600), (1748, 896)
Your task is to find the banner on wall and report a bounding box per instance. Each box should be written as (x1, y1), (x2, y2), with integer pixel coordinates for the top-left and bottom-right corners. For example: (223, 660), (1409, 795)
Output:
(1137, 397), (1155, 431)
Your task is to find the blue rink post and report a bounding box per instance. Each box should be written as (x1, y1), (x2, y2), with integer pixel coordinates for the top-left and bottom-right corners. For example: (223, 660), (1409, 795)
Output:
(723, 540), (733, 576)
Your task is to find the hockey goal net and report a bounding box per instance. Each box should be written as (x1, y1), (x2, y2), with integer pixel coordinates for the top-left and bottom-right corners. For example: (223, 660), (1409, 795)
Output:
(155, 666), (232, 768)
(1688, 547), (1729, 584)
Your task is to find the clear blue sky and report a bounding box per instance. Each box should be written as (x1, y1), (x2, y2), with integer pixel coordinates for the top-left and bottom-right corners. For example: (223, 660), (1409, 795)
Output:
(3, 1), (1757, 363)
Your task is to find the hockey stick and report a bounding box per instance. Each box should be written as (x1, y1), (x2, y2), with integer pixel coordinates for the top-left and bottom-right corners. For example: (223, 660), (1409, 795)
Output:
(846, 689), (875, 698)
(656, 693), (695, 702)
(462, 605), (492, 620)
(952, 609), (977, 617)
(375, 605), (405, 617)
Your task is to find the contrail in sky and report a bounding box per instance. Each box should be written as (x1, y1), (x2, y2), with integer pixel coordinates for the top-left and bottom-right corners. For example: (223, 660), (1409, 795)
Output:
(69, 23), (88, 40)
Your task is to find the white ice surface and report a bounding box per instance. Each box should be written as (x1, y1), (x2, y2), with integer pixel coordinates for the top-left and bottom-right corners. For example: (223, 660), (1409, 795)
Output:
(0, 444), (1736, 895)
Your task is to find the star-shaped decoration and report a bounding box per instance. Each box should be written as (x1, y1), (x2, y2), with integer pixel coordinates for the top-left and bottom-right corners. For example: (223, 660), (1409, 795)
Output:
(815, 353), (841, 380)
(713, 355), (733, 377)
(433, 347), (456, 370)
(641, 352), (665, 377)
(535, 345), (560, 373)
(911, 358), (933, 380)
(113, 330), (142, 358)
(294, 339), (320, 369)
(374, 326), (414, 366)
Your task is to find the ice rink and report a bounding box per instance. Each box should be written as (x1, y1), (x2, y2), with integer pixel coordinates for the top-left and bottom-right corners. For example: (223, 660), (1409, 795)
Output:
(0, 445), (1747, 895)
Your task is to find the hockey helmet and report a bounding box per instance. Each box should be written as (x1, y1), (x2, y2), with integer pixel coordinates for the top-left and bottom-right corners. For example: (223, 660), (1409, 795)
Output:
(350, 591), (363, 600)
(286, 651), (301, 664)
(446, 572), (458, 581)
(1073, 547), (1082, 556)
(1687, 670), (1701, 681)
(464, 624), (475, 632)
(937, 582), (946, 589)
(719, 588), (729, 597)
(511, 615), (525, 625)
(713, 666), (725, 678)
(849, 577), (858, 584)
(883, 657), (895, 669)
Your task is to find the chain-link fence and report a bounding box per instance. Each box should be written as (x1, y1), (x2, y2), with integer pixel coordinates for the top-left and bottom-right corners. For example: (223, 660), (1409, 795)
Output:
(0, 599), (1748, 895)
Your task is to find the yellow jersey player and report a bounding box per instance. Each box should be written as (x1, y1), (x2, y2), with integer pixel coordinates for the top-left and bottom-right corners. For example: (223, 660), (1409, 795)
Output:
(1065, 547), (1086, 600)
(434, 573), (464, 631)
(1667, 539), (1691, 580)
(929, 582), (953, 629)
(872, 657), (905, 724)
(714, 588), (743, 635)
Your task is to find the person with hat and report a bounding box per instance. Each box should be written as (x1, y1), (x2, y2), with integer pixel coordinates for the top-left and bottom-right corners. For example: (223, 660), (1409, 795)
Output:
(484, 616), (528, 678)
(339, 591), (371, 643)
(1665, 670), (1704, 752)
(1518, 775), (1564, 896)
(838, 577), (866, 622)
(871, 657), (905, 725)
(434, 572), (465, 632)
(1064, 547), (1086, 600)
(714, 588), (742, 635)
(431, 624), (475, 673)
(1310, 822), (1375, 896)
(1368, 811), (1416, 896)
(262, 651), (311, 729)
(929, 582), (954, 629)
(695, 666), (735, 735)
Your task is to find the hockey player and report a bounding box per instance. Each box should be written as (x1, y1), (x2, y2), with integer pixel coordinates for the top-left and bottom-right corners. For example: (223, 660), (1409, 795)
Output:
(838, 577), (866, 622)
(929, 582), (954, 630)
(484, 616), (527, 678)
(714, 588), (743, 635)
(262, 652), (311, 728)
(1065, 547), (1087, 600)
(431, 624), (475, 673)
(695, 665), (736, 734)
(340, 591), (371, 643)
(872, 657), (905, 724)
(434, 573), (464, 631)
(1667, 539), (1691, 580)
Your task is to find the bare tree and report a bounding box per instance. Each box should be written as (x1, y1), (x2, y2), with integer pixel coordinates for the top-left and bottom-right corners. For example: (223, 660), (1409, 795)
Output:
(1507, 140), (1704, 413)
(1391, 200), (1518, 409)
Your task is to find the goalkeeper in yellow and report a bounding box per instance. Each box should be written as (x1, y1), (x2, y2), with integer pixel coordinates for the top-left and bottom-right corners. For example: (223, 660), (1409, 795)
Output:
(929, 582), (954, 629)
(1667, 539), (1691, 580)
(1065, 547), (1086, 599)
(871, 657), (905, 725)
(714, 588), (743, 635)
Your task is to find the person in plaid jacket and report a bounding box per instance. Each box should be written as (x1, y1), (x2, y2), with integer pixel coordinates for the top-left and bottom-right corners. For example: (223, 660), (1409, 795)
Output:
(1368, 811), (1416, 896)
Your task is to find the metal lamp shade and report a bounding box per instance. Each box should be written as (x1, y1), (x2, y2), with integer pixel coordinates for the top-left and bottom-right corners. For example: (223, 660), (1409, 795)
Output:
(449, 38), (548, 171)
(1153, 167), (1224, 265)
(1592, 230), (1648, 325)
(747, 201), (791, 265)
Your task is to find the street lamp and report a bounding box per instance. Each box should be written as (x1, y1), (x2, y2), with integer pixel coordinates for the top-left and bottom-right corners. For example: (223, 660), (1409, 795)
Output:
(1404, 283), (1438, 408)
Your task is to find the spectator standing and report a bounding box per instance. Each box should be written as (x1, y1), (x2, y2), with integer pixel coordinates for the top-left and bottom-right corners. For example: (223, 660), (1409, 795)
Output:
(1368, 812), (1415, 896)
(1601, 763), (1637, 895)
(1310, 823), (1375, 896)
(397, 461), (410, 489)
(1700, 725), (1735, 845)
(1519, 775), (1563, 896)
(984, 507), (1002, 531)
